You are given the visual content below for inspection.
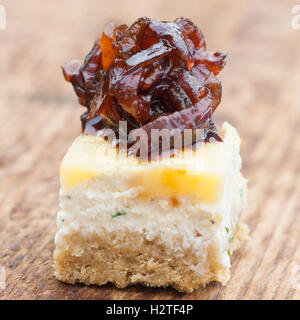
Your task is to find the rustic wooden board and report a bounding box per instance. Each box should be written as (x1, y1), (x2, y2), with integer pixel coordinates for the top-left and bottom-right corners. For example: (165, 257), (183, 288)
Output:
(0, 0), (299, 300)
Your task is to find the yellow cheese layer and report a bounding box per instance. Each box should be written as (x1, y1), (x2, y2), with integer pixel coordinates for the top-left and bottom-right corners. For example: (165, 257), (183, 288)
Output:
(137, 169), (223, 203)
(60, 122), (239, 204)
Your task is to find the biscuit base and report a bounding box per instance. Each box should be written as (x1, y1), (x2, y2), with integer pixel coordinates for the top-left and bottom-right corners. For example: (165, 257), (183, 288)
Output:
(54, 222), (248, 293)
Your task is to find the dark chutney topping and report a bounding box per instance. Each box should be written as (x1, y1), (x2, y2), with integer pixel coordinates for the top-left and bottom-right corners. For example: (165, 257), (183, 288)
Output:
(62, 17), (226, 155)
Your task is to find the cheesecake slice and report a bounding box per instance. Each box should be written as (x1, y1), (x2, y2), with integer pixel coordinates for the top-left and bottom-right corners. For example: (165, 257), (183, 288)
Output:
(54, 17), (249, 292)
(54, 122), (248, 292)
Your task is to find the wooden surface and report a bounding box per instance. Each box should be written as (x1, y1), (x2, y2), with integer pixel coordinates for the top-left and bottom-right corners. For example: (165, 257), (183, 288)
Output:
(0, 0), (300, 300)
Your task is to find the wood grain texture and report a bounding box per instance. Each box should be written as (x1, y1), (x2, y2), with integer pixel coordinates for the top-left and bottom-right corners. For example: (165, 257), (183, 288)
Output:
(0, 0), (299, 300)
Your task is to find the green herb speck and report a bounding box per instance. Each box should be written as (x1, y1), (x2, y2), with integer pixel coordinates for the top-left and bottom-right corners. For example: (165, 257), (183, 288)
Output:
(112, 211), (127, 218)
(225, 227), (229, 233)
(240, 189), (243, 198)
(229, 234), (234, 242)
(227, 249), (231, 256)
